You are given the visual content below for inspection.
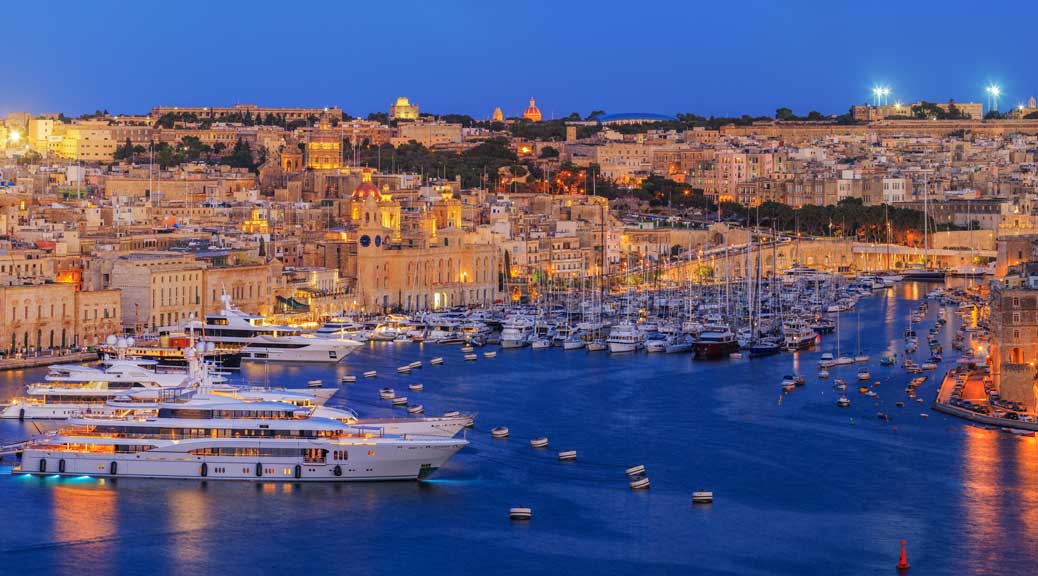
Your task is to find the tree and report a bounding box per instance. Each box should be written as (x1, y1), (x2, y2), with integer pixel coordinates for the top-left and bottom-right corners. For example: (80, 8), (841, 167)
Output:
(539, 146), (559, 159)
(586, 110), (606, 121)
(114, 138), (136, 161)
(775, 107), (796, 121)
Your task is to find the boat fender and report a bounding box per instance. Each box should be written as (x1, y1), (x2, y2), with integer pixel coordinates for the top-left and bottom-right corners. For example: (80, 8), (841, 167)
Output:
(58, 459), (65, 474)
(255, 462), (263, 477)
(110, 461), (118, 476)
(39, 459), (47, 473)
(201, 462), (208, 477)
(334, 465), (342, 477)
(294, 464), (302, 479)
(18, 408), (24, 421)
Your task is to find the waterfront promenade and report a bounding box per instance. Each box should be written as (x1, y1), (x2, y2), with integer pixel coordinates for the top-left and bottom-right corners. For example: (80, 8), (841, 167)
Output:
(0, 351), (98, 372)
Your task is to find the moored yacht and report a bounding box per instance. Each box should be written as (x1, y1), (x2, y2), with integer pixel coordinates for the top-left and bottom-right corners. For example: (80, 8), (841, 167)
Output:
(607, 322), (643, 353)
(187, 293), (361, 363)
(18, 393), (467, 482)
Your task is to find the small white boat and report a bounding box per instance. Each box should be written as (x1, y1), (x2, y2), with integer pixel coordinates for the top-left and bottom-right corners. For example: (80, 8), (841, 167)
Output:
(857, 369), (871, 381)
(854, 355), (870, 363)
(530, 437), (548, 448)
(692, 491), (714, 504)
(396, 366), (411, 374)
(391, 396), (408, 406)
(729, 352), (743, 359)
(625, 464), (646, 477)
(363, 370), (378, 378)
(920, 413), (929, 418)
(509, 507), (532, 520)
(408, 383), (423, 391)
(586, 341), (607, 352)
(530, 339), (551, 350)
(341, 375), (357, 383)
(818, 369), (830, 379)
(629, 477), (650, 490)
(837, 396), (851, 407)
(407, 404), (424, 414)
(430, 357), (444, 365)
(921, 362), (938, 370)
(379, 387), (395, 399)
(464, 353), (478, 361)
(558, 450), (577, 461)
(307, 379), (323, 388)
(491, 426), (510, 438)
(460, 346), (474, 353)
(484, 351), (497, 359)
(409, 361), (423, 369)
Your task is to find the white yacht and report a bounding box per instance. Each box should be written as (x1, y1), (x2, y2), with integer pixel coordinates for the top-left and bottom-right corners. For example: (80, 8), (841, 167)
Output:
(500, 318), (533, 349)
(1, 360), (194, 420)
(18, 393), (467, 482)
(607, 322), (643, 353)
(314, 318), (366, 341)
(188, 293), (361, 363)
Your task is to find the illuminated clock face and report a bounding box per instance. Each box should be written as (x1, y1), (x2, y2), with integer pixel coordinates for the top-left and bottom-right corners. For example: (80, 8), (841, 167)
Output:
(360, 235), (371, 247)
(374, 236), (382, 247)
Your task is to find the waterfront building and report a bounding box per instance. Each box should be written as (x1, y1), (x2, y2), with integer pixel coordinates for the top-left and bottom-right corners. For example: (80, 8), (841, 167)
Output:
(989, 263), (1038, 407)
(0, 282), (121, 352)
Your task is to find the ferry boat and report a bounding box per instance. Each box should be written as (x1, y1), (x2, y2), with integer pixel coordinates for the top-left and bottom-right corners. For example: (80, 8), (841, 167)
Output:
(18, 393), (468, 482)
(187, 293), (361, 363)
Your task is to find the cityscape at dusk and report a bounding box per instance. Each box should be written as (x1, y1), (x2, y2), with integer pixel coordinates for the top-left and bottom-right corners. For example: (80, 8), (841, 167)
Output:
(4, 2), (1038, 575)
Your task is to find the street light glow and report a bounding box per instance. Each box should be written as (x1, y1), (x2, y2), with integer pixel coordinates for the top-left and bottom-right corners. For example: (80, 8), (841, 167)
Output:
(8, 130), (21, 144)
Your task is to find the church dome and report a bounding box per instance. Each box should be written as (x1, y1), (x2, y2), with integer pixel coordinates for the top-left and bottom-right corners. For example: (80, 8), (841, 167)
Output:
(523, 97), (542, 122)
(352, 169), (379, 200)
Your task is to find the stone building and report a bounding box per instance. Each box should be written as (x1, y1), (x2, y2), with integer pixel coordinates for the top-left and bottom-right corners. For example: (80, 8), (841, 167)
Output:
(989, 263), (1038, 407)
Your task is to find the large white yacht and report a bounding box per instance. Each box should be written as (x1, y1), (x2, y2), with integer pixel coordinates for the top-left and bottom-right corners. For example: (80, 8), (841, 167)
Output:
(18, 393), (468, 482)
(1, 360), (193, 420)
(607, 321), (644, 353)
(187, 294), (361, 363)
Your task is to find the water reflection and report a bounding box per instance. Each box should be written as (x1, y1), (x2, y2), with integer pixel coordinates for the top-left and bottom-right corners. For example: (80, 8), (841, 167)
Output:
(52, 481), (117, 567)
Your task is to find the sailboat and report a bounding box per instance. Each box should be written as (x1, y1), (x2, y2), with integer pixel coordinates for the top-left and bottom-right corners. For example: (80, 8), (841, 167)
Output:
(902, 174), (946, 281)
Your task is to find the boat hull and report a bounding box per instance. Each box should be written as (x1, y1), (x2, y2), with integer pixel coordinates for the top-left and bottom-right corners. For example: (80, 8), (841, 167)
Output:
(20, 440), (464, 482)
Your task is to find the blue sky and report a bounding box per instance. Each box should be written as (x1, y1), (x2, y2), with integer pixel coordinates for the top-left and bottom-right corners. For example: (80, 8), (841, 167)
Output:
(4, 0), (1034, 118)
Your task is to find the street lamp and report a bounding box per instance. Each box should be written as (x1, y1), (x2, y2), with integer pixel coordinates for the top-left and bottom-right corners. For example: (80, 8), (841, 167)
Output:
(986, 85), (1002, 112)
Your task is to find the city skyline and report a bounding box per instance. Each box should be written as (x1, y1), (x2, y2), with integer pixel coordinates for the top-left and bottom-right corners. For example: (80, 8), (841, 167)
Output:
(6, 0), (1037, 118)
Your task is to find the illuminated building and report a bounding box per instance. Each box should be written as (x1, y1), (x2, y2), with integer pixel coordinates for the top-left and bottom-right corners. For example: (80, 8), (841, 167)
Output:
(523, 98), (542, 122)
(345, 172), (499, 311)
(989, 263), (1038, 407)
(390, 97), (420, 121)
(306, 114), (342, 170)
(0, 283), (121, 351)
(492, 107), (504, 122)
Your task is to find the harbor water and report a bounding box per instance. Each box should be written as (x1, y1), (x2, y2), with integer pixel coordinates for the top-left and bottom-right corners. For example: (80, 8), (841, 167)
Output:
(1, 283), (1035, 575)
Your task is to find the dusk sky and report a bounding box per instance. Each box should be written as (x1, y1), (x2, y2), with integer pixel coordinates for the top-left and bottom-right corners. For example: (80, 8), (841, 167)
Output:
(6, 0), (1036, 118)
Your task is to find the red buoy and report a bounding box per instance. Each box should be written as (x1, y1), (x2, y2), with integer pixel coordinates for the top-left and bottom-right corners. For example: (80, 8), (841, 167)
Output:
(896, 539), (911, 570)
